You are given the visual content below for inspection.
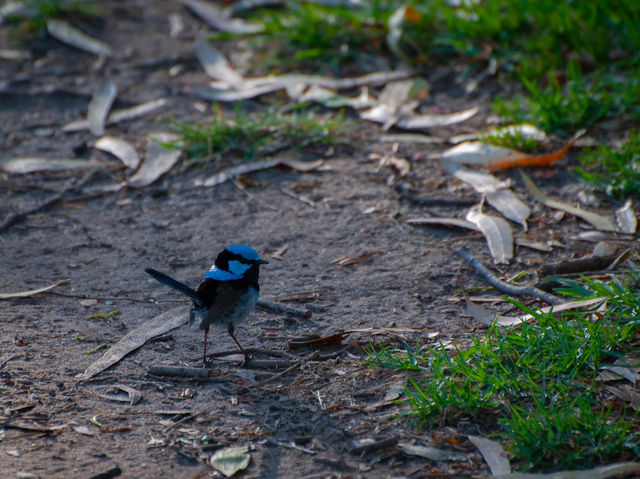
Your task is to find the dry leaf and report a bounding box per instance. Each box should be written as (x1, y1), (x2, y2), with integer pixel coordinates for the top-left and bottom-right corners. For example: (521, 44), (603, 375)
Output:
(466, 204), (514, 264)
(46, 19), (112, 56)
(194, 39), (244, 85)
(395, 107), (478, 130)
(210, 446), (251, 477)
(405, 216), (480, 231)
(450, 124), (547, 144)
(125, 133), (181, 188)
(493, 297), (608, 327)
(615, 199), (637, 233)
(116, 385), (143, 405)
(0, 279), (68, 299)
(63, 98), (169, 132)
(521, 171), (618, 231)
(94, 136), (140, 170)
(490, 129), (586, 168)
(468, 435), (511, 475)
(398, 442), (470, 462)
(195, 158), (324, 187)
(183, 0), (263, 34)
(270, 244), (288, 260)
(76, 306), (188, 381)
(332, 251), (381, 266)
(441, 141), (527, 166)
(88, 80), (117, 136)
(0, 158), (106, 174)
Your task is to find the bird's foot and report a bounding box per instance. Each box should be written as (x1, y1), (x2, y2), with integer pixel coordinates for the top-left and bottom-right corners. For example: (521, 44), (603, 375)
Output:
(239, 354), (253, 368)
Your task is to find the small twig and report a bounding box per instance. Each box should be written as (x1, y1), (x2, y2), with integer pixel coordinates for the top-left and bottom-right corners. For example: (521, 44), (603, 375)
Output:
(395, 183), (476, 207)
(248, 351), (319, 388)
(279, 187), (315, 207)
(164, 409), (206, 431)
(0, 170), (99, 234)
(349, 436), (399, 455)
(233, 179), (279, 211)
(457, 248), (561, 305)
(148, 366), (223, 379)
(257, 300), (311, 319)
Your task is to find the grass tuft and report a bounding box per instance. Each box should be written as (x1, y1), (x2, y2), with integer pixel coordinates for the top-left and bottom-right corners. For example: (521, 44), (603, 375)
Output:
(367, 271), (640, 471)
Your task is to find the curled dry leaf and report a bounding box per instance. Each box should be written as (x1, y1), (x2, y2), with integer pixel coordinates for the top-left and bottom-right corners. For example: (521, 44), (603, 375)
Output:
(468, 435), (511, 476)
(442, 161), (530, 228)
(210, 446), (251, 477)
(441, 141), (527, 166)
(466, 204), (514, 264)
(395, 106), (478, 130)
(195, 158), (324, 187)
(194, 39), (244, 85)
(615, 199), (637, 233)
(0, 158), (106, 174)
(332, 251), (381, 266)
(398, 443), (470, 462)
(521, 171), (618, 231)
(405, 216), (479, 231)
(183, 0), (263, 34)
(88, 80), (117, 136)
(94, 136), (140, 170)
(46, 19), (112, 56)
(125, 133), (181, 188)
(490, 129), (586, 168)
(63, 98), (169, 133)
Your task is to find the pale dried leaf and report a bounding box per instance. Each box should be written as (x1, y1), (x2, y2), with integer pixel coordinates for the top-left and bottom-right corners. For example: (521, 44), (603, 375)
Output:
(88, 80), (117, 136)
(615, 199), (637, 233)
(194, 39), (244, 85)
(382, 133), (446, 144)
(94, 136), (140, 170)
(398, 442), (470, 462)
(76, 306), (187, 381)
(0, 279), (68, 300)
(359, 80), (413, 124)
(125, 133), (181, 188)
(465, 300), (497, 327)
(195, 158), (324, 187)
(441, 140), (527, 166)
(521, 171), (618, 231)
(600, 365), (640, 384)
(468, 435), (511, 475)
(63, 98), (169, 132)
(466, 204), (514, 264)
(72, 425), (94, 436)
(293, 85), (377, 109)
(46, 19), (112, 56)
(493, 462), (640, 479)
(0, 49), (31, 60)
(592, 241), (617, 258)
(183, 0), (263, 33)
(210, 446), (251, 477)
(116, 385), (143, 405)
(0, 158), (106, 174)
(495, 297), (608, 327)
(396, 106), (478, 129)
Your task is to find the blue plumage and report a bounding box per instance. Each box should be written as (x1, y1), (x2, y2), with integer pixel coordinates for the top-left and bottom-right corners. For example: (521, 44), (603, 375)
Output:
(146, 244), (268, 364)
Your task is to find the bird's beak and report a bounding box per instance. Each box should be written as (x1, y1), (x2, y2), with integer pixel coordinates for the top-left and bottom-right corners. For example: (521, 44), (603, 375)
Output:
(258, 259), (269, 264)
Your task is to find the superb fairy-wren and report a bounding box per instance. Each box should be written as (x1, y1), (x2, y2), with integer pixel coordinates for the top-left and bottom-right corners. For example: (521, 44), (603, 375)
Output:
(145, 245), (268, 364)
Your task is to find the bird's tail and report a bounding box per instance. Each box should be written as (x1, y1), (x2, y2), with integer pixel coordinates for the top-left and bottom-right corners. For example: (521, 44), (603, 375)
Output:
(145, 268), (203, 307)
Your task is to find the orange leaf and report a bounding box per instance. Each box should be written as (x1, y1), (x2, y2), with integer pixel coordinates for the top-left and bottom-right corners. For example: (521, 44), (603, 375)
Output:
(489, 129), (585, 169)
(404, 5), (421, 23)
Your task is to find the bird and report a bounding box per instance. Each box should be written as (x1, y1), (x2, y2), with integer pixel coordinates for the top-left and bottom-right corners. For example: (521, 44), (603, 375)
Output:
(145, 245), (268, 365)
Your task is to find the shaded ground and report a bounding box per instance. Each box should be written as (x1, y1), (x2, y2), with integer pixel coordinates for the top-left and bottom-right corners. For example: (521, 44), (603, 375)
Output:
(0, 2), (627, 478)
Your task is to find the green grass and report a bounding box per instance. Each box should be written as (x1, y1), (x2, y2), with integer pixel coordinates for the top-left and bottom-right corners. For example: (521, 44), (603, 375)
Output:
(170, 103), (349, 165)
(575, 130), (640, 200)
(367, 270), (640, 471)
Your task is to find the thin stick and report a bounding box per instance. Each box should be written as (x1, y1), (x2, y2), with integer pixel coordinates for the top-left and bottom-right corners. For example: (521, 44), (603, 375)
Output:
(395, 183), (476, 207)
(0, 170), (99, 233)
(257, 300), (311, 319)
(248, 351), (319, 388)
(457, 248), (561, 305)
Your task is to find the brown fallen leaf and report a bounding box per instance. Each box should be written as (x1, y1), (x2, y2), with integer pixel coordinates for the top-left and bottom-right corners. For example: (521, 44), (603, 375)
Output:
(490, 129), (586, 168)
(332, 251), (381, 266)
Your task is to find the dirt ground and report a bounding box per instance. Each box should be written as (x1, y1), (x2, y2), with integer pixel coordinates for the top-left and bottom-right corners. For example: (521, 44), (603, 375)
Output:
(1, 2), (630, 478)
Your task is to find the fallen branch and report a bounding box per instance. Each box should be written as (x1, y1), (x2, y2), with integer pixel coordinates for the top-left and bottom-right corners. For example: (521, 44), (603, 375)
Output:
(0, 170), (99, 234)
(539, 253), (621, 276)
(457, 248), (561, 305)
(148, 366), (224, 379)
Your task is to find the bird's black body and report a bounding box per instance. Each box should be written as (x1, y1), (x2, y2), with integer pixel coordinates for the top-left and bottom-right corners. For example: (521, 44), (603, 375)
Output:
(145, 245), (267, 364)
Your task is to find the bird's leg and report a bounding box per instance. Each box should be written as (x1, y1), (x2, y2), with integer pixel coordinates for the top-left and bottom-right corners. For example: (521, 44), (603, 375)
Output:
(227, 324), (250, 365)
(203, 325), (210, 366)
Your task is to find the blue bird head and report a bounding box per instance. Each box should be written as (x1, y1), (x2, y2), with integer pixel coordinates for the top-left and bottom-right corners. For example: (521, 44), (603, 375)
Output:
(204, 245), (268, 281)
